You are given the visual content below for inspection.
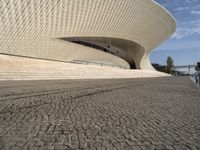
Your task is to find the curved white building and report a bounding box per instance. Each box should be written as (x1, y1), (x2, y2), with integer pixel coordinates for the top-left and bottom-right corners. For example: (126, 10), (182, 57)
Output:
(0, 0), (176, 70)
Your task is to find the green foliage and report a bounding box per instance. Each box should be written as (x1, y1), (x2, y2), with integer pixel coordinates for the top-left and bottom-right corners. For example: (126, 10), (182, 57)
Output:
(152, 64), (166, 73)
(166, 56), (174, 74)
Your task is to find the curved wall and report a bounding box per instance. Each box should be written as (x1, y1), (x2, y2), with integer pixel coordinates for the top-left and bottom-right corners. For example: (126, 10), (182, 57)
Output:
(0, 0), (176, 70)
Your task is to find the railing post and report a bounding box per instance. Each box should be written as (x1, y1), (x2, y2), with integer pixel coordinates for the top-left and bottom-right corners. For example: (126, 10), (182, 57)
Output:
(188, 65), (191, 75)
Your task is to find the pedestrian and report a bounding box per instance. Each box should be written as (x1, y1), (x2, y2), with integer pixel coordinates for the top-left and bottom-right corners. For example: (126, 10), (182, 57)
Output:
(195, 62), (200, 84)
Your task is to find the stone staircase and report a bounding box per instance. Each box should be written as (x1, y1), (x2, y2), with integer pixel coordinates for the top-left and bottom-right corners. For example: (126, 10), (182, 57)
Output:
(0, 55), (170, 80)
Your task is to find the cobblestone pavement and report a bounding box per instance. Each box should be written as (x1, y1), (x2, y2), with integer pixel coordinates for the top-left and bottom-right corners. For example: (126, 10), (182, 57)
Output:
(0, 77), (200, 150)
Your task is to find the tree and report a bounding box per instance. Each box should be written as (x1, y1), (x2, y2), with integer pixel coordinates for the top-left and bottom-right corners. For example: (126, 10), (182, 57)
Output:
(166, 56), (174, 74)
(152, 63), (166, 73)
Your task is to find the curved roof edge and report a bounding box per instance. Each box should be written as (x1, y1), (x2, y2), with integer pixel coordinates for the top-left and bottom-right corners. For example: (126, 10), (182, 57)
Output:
(152, 0), (176, 33)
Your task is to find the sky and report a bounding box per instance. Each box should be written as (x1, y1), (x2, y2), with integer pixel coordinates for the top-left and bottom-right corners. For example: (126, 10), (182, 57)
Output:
(150, 0), (200, 66)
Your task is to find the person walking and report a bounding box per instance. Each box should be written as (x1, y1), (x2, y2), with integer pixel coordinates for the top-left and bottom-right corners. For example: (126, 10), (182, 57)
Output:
(195, 62), (200, 85)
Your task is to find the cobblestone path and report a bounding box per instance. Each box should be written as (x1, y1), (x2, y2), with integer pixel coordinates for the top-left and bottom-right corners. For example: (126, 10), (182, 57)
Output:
(0, 77), (200, 150)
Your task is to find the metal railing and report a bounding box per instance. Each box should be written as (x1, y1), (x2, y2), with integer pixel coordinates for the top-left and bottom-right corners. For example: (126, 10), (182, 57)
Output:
(173, 65), (196, 76)
(71, 60), (129, 69)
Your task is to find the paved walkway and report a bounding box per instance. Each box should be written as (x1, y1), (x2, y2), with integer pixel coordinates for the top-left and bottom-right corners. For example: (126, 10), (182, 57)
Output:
(190, 76), (200, 92)
(0, 77), (200, 150)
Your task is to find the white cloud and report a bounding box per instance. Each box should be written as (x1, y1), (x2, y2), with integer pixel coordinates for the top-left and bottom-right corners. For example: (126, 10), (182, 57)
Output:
(173, 29), (200, 40)
(195, 5), (200, 8)
(191, 11), (200, 14)
(155, 40), (200, 51)
(172, 20), (200, 39)
(157, 0), (200, 39)
(172, 27), (200, 39)
(176, 6), (189, 11)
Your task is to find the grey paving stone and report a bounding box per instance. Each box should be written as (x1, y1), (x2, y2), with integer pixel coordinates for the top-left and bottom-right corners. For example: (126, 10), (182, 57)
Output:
(0, 77), (199, 149)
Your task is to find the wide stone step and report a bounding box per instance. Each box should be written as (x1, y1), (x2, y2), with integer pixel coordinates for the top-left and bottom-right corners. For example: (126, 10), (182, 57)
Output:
(0, 55), (170, 80)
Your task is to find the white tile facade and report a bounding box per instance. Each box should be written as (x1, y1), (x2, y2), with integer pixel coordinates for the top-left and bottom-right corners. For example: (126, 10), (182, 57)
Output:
(0, 0), (176, 70)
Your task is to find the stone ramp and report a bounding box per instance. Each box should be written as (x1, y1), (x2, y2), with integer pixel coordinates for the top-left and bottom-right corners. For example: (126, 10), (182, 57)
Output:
(0, 55), (169, 80)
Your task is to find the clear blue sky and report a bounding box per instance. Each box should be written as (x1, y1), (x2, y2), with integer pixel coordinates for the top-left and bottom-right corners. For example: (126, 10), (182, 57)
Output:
(150, 0), (200, 66)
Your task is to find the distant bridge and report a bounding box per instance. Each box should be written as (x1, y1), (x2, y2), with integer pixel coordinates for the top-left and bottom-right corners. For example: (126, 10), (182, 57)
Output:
(173, 65), (196, 69)
(173, 65), (196, 75)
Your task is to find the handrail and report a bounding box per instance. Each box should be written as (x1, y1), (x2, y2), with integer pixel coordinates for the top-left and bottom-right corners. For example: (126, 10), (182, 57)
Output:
(71, 60), (129, 69)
